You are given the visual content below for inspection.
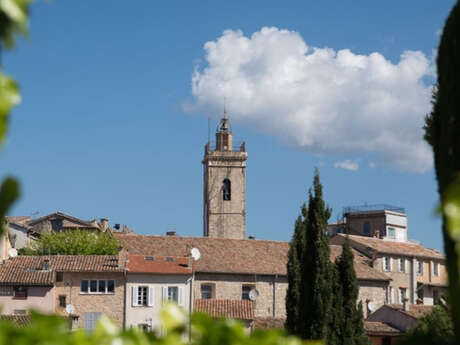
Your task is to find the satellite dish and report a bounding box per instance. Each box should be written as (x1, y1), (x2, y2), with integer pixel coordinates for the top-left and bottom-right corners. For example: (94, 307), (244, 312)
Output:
(8, 248), (18, 258)
(191, 248), (201, 261)
(368, 302), (377, 313)
(65, 304), (75, 315)
(249, 288), (259, 301)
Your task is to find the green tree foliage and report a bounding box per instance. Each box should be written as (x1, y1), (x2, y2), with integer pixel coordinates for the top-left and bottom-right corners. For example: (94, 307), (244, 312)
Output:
(401, 305), (454, 345)
(0, 303), (321, 345)
(299, 170), (332, 340)
(286, 205), (307, 334)
(331, 239), (368, 345)
(423, 0), (460, 339)
(19, 230), (121, 255)
(0, 0), (30, 237)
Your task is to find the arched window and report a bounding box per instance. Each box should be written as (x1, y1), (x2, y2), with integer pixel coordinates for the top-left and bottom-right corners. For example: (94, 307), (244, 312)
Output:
(223, 179), (231, 201)
(363, 221), (371, 235)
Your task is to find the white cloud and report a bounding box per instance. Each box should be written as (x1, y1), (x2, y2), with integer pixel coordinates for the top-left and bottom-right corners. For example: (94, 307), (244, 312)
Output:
(334, 160), (359, 171)
(190, 27), (434, 173)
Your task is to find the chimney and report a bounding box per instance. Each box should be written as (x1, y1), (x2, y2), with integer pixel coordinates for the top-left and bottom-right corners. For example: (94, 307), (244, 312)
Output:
(166, 231), (176, 236)
(100, 218), (109, 231)
(403, 298), (409, 312)
(374, 230), (380, 238)
(41, 259), (50, 271)
(248, 235), (255, 240)
(114, 224), (120, 230)
(123, 225), (128, 234)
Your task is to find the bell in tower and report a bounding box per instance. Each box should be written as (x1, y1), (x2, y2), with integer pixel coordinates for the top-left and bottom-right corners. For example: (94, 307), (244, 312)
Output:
(202, 115), (248, 239)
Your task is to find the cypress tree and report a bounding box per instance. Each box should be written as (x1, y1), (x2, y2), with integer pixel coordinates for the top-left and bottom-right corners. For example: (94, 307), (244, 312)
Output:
(335, 238), (369, 345)
(424, 0), (460, 336)
(299, 170), (332, 340)
(285, 205), (307, 335)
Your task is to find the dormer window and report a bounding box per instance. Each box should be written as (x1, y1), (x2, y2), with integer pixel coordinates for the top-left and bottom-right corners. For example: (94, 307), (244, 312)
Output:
(223, 179), (231, 201)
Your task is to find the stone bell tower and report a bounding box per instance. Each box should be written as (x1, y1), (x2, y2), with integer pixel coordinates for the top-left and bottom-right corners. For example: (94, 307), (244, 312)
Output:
(203, 115), (247, 239)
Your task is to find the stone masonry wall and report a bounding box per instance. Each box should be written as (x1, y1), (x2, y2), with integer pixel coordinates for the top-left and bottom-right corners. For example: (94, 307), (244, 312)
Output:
(203, 150), (247, 240)
(195, 273), (286, 318)
(54, 272), (125, 328)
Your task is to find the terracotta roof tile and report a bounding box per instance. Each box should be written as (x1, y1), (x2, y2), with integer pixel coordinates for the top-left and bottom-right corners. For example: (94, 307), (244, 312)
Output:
(387, 304), (434, 318)
(0, 255), (123, 285)
(117, 235), (289, 275)
(117, 234), (389, 280)
(364, 321), (402, 335)
(329, 245), (391, 281)
(334, 234), (444, 260)
(127, 255), (191, 274)
(194, 299), (254, 320)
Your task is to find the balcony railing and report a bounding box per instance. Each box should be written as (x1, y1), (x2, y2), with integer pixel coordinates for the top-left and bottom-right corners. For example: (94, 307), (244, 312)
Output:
(205, 141), (246, 152)
(343, 204), (405, 215)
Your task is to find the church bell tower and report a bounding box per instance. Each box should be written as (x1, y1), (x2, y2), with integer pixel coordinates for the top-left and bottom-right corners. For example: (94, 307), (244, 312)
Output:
(203, 115), (247, 239)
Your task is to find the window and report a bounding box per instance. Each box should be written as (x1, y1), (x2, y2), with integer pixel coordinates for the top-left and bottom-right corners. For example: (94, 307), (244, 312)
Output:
(80, 280), (115, 294)
(383, 257), (391, 271)
(59, 295), (66, 308)
(242, 285), (253, 300)
(168, 286), (178, 302)
(201, 284), (213, 299)
(399, 258), (406, 273)
(398, 288), (407, 304)
(107, 280), (115, 293)
(417, 260), (424, 275)
(90, 280), (98, 293)
(433, 290), (440, 305)
(56, 272), (63, 282)
(388, 287), (394, 304)
(83, 312), (101, 331)
(13, 309), (26, 315)
(417, 283), (424, 301)
(138, 286), (148, 306)
(132, 286), (153, 307)
(138, 324), (151, 332)
(13, 286), (27, 299)
(223, 179), (231, 201)
(433, 262), (439, 276)
(387, 227), (395, 239)
(363, 222), (371, 235)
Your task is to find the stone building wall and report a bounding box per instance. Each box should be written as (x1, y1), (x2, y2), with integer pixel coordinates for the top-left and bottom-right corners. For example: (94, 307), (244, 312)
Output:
(54, 272), (125, 328)
(194, 273), (286, 318)
(0, 286), (54, 314)
(357, 280), (388, 318)
(203, 150), (247, 240)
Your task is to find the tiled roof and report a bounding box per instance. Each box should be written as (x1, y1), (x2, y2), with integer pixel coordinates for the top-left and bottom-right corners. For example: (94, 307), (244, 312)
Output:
(127, 255), (191, 274)
(364, 321), (402, 335)
(117, 235), (289, 275)
(5, 216), (30, 226)
(333, 234), (445, 260)
(253, 317), (285, 329)
(0, 315), (31, 327)
(329, 245), (391, 281)
(194, 299), (254, 320)
(0, 255), (123, 285)
(117, 234), (389, 280)
(387, 304), (434, 319)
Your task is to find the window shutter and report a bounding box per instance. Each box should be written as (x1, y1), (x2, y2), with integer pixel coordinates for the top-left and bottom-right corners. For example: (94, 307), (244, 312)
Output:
(132, 286), (138, 307)
(162, 287), (168, 303)
(178, 287), (184, 307)
(148, 287), (154, 307)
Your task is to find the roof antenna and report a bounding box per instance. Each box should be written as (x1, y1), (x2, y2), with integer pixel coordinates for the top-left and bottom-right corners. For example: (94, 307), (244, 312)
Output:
(223, 96), (227, 119)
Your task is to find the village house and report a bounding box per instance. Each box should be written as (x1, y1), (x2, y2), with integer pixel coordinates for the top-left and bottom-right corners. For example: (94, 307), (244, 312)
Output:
(0, 255), (126, 331)
(124, 254), (192, 331)
(366, 304), (435, 345)
(330, 233), (447, 308)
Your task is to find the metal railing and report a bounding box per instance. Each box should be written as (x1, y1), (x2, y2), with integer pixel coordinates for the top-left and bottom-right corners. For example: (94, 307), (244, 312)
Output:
(343, 204), (405, 215)
(206, 141), (246, 152)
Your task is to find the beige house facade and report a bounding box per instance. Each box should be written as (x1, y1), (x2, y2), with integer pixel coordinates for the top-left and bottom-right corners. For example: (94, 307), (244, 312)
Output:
(124, 255), (192, 331)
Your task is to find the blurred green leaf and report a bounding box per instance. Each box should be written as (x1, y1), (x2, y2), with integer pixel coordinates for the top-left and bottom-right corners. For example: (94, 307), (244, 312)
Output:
(0, 71), (21, 143)
(0, 177), (20, 235)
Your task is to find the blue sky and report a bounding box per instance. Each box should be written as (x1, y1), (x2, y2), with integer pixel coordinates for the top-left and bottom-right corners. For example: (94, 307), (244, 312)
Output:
(0, 0), (455, 251)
